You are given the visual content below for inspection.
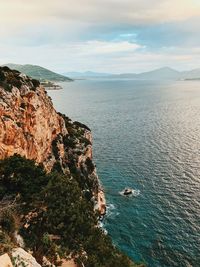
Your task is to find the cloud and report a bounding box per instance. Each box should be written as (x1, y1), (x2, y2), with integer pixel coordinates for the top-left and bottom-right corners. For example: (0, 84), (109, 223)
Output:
(1, 0), (200, 44)
(1, 0), (200, 24)
(1, 40), (200, 74)
(76, 41), (142, 55)
(1, 0), (200, 35)
(0, 0), (200, 72)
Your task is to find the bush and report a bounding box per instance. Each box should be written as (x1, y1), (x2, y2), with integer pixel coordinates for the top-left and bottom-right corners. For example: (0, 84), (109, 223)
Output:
(31, 79), (40, 88)
(6, 73), (22, 89)
(0, 155), (140, 267)
(0, 230), (13, 255)
(85, 157), (95, 173)
(0, 210), (16, 234)
(0, 70), (5, 81)
(0, 81), (12, 92)
(0, 154), (48, 202)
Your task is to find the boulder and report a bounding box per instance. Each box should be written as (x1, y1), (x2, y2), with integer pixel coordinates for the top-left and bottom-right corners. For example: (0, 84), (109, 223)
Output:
(0, 253), (13, 267)
(12, 248), (41, 267)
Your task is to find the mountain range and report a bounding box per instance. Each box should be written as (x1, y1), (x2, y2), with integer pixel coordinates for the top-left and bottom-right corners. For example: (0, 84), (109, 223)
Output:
(3, 64), (200, 81)
(65, 67), (200, 80)
(63, 71), (111, 78)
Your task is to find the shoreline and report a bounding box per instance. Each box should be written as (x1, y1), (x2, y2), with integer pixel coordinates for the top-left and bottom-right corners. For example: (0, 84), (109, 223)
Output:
(97, 189), (106, 216)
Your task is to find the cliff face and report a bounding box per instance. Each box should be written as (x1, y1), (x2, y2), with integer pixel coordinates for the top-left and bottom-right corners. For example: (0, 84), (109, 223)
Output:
(0, 66), (99, 198)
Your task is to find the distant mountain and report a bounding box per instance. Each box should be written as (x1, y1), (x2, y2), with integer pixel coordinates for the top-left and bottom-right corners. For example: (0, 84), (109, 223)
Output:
(107, 67), (181, 80)
(66, 67), (200, 80)
(110, 67), (200, 80)
(135, 67), (180, 80)
(5, 64), (73, 82)
(182, 68), (200, 79)
(63, 71), (111, 78)
(6, 64), (200, 81)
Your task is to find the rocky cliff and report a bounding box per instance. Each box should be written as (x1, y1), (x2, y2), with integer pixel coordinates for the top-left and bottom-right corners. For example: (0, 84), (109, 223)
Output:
(0, 67), (141, 267)
(0, 66), (104, 211)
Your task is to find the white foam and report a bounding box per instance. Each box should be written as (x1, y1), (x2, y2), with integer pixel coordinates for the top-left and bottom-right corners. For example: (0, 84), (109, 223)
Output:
(119, 189), (140, 197)
(98, 221), (108, 235)
(107, 203), (116, 210)
(106, 203), (119, 219)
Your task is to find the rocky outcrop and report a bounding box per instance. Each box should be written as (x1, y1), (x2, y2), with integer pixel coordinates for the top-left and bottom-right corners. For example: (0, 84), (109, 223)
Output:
(0, 249), (42, 267)
(12, 248), (41, 267)
(0, 253), (13, 267)
(0, 66), (102, 208)
(0, 67), (66, 171)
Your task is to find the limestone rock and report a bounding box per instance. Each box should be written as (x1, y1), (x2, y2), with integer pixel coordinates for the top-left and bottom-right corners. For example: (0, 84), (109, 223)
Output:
(12, 248), (41, 267)
(0, 67), (67, 172)
(0, 253), (13, 267)
(0, 66), (100, 203)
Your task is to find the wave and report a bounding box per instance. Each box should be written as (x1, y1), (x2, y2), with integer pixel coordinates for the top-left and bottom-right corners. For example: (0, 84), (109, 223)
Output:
(106, 203), (120, 219)
(119, 189), (140, 197)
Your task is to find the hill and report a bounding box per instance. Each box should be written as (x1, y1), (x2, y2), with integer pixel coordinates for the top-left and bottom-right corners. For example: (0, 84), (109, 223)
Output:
(5, 63), (73, 82)
(110, 67), (200, 80)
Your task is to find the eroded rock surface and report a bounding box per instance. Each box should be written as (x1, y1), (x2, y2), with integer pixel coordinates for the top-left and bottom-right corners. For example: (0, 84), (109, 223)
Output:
(12, 248), (41, 267)
(0, 66), (101, 201)
(0, 253), (13, 267)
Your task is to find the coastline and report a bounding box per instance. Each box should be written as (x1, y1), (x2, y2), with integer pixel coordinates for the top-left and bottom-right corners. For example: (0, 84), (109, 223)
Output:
(82, 129), (106, 217)
(97, 189), (106, 216)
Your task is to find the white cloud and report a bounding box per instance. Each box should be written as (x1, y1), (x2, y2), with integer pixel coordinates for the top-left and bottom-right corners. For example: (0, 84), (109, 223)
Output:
(0, 0), (200, 72)
(0, 0), (200, 27)
(74, 41), (142, 55)
(1, 40), (200, 74)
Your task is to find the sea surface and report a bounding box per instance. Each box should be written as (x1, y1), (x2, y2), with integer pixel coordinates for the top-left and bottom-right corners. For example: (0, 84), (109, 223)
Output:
(48, 79), (200, 267)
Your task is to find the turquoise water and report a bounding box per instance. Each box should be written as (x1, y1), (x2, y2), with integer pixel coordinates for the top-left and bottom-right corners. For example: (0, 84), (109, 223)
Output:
(48, 80), (200, 267)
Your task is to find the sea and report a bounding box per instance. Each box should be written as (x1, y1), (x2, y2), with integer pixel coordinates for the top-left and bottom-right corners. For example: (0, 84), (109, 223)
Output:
(48, 79), (200, 267)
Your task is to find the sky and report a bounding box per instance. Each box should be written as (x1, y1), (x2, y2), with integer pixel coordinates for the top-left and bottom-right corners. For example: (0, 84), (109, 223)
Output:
(0, 0), (200, 74)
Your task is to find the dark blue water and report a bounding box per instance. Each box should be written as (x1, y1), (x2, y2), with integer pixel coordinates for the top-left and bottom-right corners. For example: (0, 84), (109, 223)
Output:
(48, 80), (200, 267)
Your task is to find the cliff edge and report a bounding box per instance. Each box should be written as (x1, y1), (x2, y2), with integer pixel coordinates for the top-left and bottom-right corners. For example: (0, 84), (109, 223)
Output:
(0, 66), (141, 267)
(0, 66), (104, 208)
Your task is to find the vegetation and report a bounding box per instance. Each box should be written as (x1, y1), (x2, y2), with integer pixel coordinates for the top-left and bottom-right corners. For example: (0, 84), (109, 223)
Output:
(0, 230), (14, 255)
(0, 66), (40, 92)
(5, 64), (73, 82)
(0, 155), (142, 267)
(11, 254), (28, 267)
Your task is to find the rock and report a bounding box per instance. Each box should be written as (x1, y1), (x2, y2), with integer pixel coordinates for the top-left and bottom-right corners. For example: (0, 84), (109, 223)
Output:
(61, 259), (78, 267)
(12, 248), (41, 267)
(42, 256), (56, 267)
(97, 190), (106, 216)
(0, 253), (13, 267)
(0, 71), (67, 172)
(0, 66), (101, 206)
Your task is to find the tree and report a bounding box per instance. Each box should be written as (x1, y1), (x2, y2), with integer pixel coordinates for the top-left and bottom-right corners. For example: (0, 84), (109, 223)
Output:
(0, 154), (49, 202)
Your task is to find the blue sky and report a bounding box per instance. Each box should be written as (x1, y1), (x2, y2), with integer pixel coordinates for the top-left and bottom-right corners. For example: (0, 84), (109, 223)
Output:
(0, 0), (200, 73)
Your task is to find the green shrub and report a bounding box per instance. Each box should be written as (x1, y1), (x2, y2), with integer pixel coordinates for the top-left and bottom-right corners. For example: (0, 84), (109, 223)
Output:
(31, 79), (40, 88)
(0, 210), (16, 234)
(0, 154), (48, 202)
(0, 230), (13, 255)
(0, 70), (5, 81)
(0, 155), (141, 267)
(6, 73), (22, 89)
(0, 81), (12, 92)
(85, 157), (95, 173)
